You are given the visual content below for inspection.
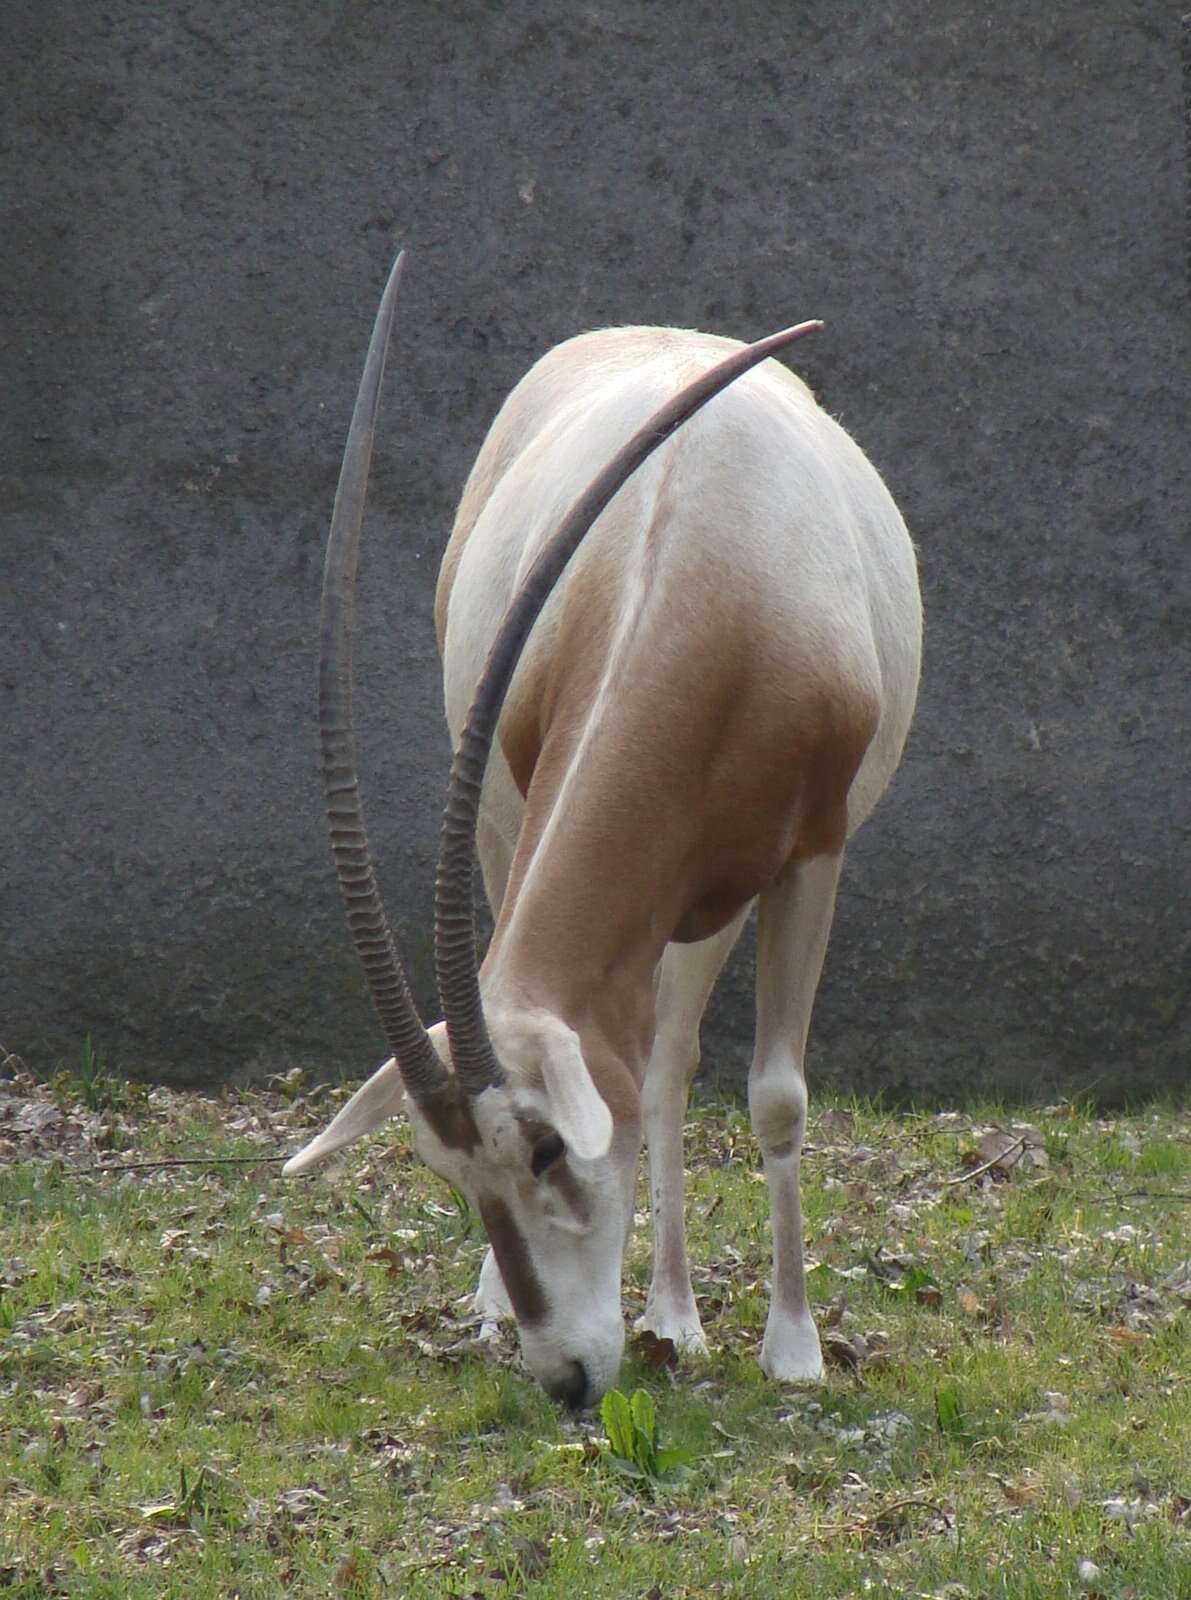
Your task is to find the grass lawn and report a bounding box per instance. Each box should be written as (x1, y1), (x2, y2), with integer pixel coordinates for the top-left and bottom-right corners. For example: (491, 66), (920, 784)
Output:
(1, 1054), (1188, 1598)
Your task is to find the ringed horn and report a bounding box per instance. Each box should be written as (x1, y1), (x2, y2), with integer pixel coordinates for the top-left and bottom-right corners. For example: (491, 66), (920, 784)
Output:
(319, 249), (821, 1103)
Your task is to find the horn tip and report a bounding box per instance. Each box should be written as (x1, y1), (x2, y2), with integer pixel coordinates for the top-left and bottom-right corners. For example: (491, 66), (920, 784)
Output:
(281, 1148), (318, 1177)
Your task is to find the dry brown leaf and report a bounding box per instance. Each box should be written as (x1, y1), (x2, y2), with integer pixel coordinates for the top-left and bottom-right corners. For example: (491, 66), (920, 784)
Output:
(1031, 1391), (1073, 1424)
(631, 1328), (679, 1370)
(493, 1535), (551, 1581)
(333, 1556), (362, 1590)
(969, 1129), (1027, 1175)
(823, 1333), (863, 1371)
(275, 1486), (328, 1518)
(999, 1477), (1038, 1507)
(818, 1108), (855, 1141)
(366, 1246), (405, 1277)
(7, 1101), (63, 1136)
(823, 1332), (888, 1373)
(823, 1291), (848, 1328)
(1108, 1326), (1146, 1348)
(64, 1383), (104, 1411)
(957, 1287), (983, 1319)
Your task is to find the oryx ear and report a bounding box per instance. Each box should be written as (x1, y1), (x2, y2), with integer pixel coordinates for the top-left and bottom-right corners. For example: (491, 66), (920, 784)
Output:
(282, 1057), (406, 1176)
(535, 1018), (613, 1163)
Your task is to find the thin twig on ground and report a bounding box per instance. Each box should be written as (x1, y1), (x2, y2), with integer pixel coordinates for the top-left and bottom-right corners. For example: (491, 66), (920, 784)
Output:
(823, 1495), (953, 1539)
(71, 1155), (289, 1175)
(945, 1133), (1027, 1187)
(1105, 1189), (1191, 1204)
(0, 1041), (33, 1079)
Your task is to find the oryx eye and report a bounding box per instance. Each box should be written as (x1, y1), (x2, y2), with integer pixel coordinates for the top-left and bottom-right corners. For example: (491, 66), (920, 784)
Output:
(530, 1133), (566, 1178)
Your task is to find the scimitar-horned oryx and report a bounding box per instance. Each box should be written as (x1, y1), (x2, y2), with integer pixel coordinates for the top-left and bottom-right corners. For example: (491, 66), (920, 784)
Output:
(283, 253), (922, 1409)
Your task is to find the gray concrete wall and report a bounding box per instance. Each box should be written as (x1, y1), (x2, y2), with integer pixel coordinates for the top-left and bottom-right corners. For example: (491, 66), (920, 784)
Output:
(2, 0), (1187, 1104)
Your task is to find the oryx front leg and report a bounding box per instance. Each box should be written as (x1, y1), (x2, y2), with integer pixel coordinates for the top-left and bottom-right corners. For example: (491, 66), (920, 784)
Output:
(639, 914), (746, 1352)
(475, 1246), (515, 1331)
(473, 777), (522, 1337)
(750, 852), (843, 1383)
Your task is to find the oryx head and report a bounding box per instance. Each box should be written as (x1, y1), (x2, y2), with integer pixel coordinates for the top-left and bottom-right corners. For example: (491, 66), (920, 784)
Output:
(286, 1002), (634, 1406)
(283, 252), (819, 1405)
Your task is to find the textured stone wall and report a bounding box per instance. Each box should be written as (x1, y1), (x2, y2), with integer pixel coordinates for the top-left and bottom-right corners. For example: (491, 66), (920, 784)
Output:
(2, 1), (1187, 1103)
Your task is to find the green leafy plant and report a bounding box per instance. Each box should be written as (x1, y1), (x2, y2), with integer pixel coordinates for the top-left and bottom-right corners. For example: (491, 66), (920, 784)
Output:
(933, 1384), (971, 1442)
(882, 1262), (942, 1305)
(140, 1462), (235, 1528)
(599, 1387), (696, 1489)
(51, 1033), (145, 1113)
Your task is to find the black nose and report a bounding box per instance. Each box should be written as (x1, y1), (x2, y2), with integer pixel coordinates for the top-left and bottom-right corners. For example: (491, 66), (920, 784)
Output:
(547, 1360), (590, 1410)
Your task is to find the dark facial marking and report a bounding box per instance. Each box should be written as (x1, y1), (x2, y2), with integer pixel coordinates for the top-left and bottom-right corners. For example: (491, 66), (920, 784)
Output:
(417, 1083), (481, 1153)
(530, 1131), (565, 1178)
(515, 1111), (590, 1222)
(547, 1160), (592, 1225)
(515, 1111), (555, 1145)
(479, 1196), (548, 1325)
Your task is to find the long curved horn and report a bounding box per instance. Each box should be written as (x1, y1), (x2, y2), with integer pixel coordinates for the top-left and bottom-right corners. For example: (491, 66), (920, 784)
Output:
(321, 250), (448, 1100)
(435, 318), (823, 1095)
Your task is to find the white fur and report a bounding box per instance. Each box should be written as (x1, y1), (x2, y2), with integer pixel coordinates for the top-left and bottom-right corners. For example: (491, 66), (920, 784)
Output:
(281, 1058), (405, 1176)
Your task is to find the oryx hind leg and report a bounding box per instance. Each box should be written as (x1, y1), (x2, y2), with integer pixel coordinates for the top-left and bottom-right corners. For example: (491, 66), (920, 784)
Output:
(638, 909), (749, 1352)
(750, 850), (843, 1382)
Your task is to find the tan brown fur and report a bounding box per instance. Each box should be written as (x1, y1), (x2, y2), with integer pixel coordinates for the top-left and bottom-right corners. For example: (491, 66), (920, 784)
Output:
(440, 484), (879, 1094)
